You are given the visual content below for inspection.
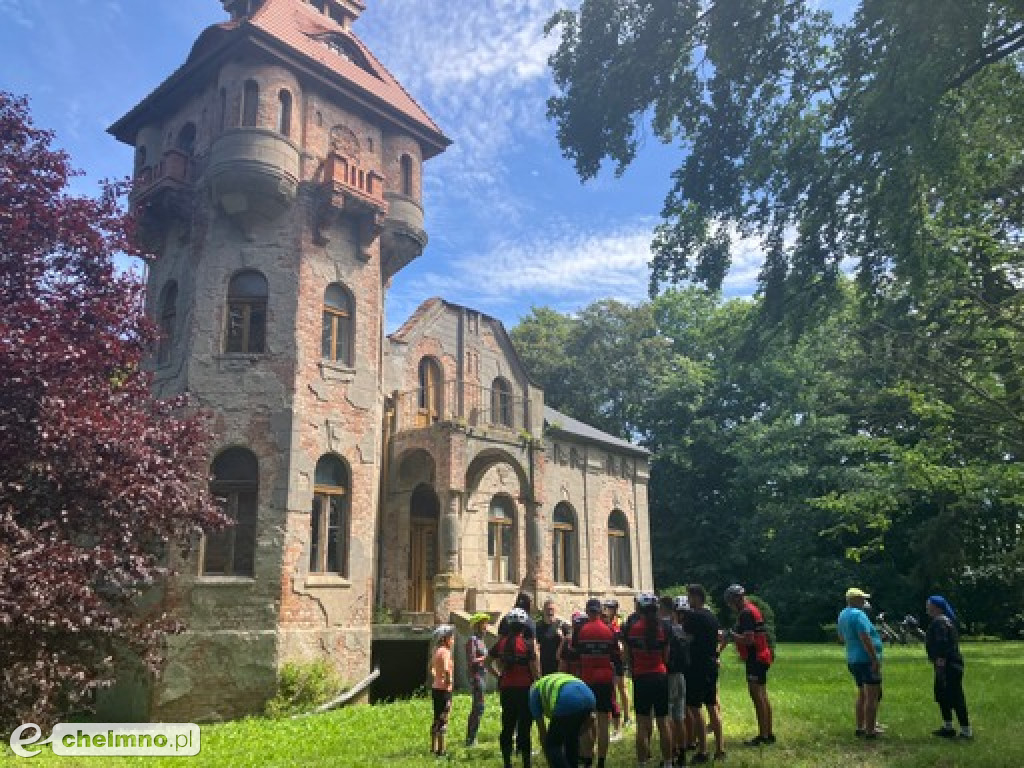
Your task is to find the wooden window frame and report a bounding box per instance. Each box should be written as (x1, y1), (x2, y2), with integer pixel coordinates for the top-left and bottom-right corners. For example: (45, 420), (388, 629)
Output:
(417, 357), (443, 425)
(488, 496), (516, 583)
(608, 511), (632, 587)
(321, 284), (353, 365)
(552, 503), (577, 585)
(309, 486), (349, 577)
(491, 377), (513, 427)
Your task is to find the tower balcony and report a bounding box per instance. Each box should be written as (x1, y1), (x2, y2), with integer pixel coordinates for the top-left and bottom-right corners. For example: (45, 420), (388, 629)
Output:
(314, 151), (388, 251)
(381, 192), (427, 280)
(393, 381), (527, 436)
(130, 148), (191, 213)
(207, 128), (299, 219)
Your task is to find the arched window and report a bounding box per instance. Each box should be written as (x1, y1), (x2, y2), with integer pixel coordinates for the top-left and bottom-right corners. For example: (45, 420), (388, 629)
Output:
(277, 90), (292, 137)
(242, 79), (259, 127)
(491, 377), (513, 427)
(310, 454), (350, 576)
(134, 145), (147, 176)
(176, 122), (196, 156)
(224, 270), (267, 354)
(488, 495), (516, 583)
(417, 357), (443, 426)
(218, 87), (227, 133)
(157, 280), (177, 365)
(321, 283), (353, 365)
(552, 502), (578, 585)
(608, 509), (632, 587)
(400, 154), (413, 196)
(204, 447), (259, 577)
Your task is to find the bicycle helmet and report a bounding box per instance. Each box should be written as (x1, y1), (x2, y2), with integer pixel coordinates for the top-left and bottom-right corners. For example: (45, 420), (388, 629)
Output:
(673, 595), (690, 612)
(724, 584), (745, 602)
(433, 623), (455, 640)
(602, 598), (619, 610)
(585, 597), (603, 614)
(470, 612), (491, 628)
(505, 607), (529, 626)
(636, 592), (658, 609)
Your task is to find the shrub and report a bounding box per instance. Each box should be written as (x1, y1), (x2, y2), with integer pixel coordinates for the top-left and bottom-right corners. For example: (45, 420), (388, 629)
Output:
(265, 660), (343, 719)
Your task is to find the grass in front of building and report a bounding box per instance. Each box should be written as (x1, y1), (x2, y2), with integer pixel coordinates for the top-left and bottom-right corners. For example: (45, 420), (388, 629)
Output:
(4, 643), (1022, 767)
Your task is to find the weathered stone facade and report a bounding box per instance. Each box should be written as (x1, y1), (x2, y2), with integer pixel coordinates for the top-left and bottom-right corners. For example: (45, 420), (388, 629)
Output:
(105, 0), (651, 722)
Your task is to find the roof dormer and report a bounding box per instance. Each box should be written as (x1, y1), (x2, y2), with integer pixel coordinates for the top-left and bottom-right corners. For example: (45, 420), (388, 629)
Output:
(306, 0), (365, 30)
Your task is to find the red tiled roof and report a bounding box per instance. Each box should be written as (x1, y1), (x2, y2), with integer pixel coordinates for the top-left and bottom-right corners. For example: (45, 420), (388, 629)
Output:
(248, 0), (447, 142)
(110, 0), (449, 155)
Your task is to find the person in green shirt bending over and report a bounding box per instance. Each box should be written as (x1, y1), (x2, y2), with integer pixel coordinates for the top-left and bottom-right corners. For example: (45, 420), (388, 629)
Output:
(529, 673), (596, 768)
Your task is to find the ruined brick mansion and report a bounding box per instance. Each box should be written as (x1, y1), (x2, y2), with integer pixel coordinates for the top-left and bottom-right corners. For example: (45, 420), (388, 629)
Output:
(106, 0), (652, 720)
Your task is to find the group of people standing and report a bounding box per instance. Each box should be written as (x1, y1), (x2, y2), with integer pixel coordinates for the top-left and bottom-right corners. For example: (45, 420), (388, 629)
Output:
(837, 587), (972, 741)
(431, 584), (773, 767)
(428, 584), (968, 766)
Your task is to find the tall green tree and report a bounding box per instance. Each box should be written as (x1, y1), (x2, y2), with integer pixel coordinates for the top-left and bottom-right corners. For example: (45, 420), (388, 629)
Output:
(546, 0), (1024, 619)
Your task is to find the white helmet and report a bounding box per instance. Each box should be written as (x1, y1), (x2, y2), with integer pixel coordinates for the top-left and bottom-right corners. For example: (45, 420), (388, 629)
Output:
(505, 607), (529, 626)
(432, 623), (454, 640)
(724, 584), (745, 601)
(636, 592), (658, 609)
(673, 595), (690, 612)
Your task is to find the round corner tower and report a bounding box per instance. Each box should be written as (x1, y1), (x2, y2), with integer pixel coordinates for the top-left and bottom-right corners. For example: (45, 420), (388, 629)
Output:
(107, 0), (449, 721)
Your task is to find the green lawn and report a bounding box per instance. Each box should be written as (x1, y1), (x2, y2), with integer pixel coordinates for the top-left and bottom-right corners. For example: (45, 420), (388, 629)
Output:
(4, 643), (1022, 767)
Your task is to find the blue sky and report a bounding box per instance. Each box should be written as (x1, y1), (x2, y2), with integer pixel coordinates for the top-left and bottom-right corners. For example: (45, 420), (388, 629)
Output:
(0, 0), (770, 330)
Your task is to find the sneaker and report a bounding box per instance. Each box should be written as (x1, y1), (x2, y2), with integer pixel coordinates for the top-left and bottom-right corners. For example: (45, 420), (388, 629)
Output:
(855, 729), (866, 738)
(464, 739), (476, 748)
(691, 754), (709, 765)
(958, 730), (974, 740)
(864, 731), (880, 740)
(742, 736), (765, 747)
(763, 734), (776, 745)
(933, 727), (957, 739)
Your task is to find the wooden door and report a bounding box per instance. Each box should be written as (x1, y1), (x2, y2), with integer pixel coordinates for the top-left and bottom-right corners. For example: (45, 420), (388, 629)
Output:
(409, 519), (437, 613)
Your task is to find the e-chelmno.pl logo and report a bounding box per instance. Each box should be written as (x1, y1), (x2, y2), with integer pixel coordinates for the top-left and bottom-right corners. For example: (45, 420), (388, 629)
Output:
(10, 722), (201, 758)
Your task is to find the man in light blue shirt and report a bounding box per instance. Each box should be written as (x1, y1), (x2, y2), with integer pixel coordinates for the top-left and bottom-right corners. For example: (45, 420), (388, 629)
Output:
(837, 588), (884, 739)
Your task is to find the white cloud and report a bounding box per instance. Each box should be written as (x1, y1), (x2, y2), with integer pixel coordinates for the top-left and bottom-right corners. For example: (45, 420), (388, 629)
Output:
(360, 0), (569, 205)
(387, 219), (658, 329)
(0, 0), (35, 28)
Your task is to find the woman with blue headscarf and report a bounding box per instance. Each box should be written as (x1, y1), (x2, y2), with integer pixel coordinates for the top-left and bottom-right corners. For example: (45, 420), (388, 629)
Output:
(924, 596), (971, 739)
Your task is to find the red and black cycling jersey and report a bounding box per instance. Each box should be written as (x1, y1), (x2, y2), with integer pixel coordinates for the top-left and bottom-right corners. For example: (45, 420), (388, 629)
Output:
(624, 614), (670, 676)
(490, 634), (537, 688)
(735, 601), (773, 665)
(566, 617), (620, 685)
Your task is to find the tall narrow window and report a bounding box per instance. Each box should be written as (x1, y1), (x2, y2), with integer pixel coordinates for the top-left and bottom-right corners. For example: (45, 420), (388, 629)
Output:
(219, 87), (227, 133)
(224, 270), (267, 354)
(176, 122), (196, 156)
(204, 447), (259, 577)
(608, 510), (632, 587)
(491, 377), (513, 427)
(417, 357), (442, 426)
(157, 280), (178, 365)
(552, 502), (578, 585)
(134, 145), (147, 177)
(309, 454), (350, 576)
(242, 79), (259, 127)
(400, 154), (413, 196)
(321, 283), (353, 365)
(277, 90), (292, 137)
(488, 495), (516, 583)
